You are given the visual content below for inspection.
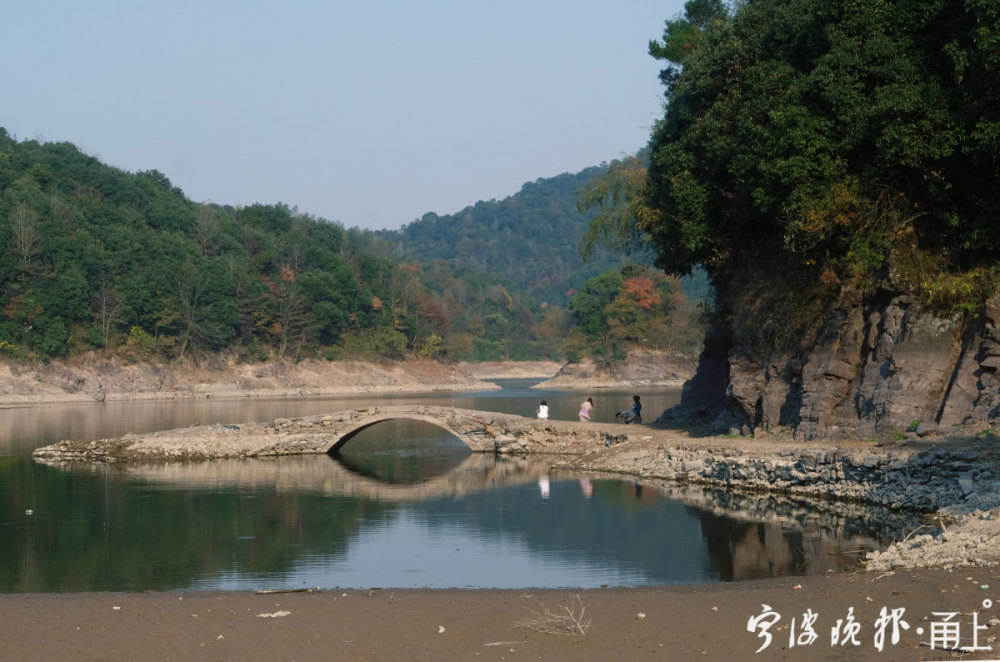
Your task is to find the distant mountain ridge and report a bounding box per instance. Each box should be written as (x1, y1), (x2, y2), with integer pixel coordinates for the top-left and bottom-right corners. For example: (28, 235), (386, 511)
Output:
(380, 166), (624, 305)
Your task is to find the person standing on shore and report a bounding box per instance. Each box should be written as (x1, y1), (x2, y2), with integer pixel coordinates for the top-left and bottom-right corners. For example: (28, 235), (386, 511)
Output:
(627, 395), (642, 424)
(578, 397), (594, 422)
(536, 400), (549, 420)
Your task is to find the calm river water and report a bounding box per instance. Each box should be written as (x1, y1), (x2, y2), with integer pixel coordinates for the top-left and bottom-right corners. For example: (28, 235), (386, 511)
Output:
(0, 380), (917, 592)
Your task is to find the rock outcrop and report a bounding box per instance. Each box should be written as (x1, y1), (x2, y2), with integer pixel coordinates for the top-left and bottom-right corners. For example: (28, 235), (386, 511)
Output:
(660, 290), (1000, 441)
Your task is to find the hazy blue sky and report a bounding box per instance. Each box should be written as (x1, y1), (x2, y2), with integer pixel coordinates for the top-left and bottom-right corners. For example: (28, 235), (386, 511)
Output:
(2, 1), (683, 230)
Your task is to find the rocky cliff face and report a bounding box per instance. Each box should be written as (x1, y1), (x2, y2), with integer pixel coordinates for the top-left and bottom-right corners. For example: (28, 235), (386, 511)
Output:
(661, 291), (1000, 441)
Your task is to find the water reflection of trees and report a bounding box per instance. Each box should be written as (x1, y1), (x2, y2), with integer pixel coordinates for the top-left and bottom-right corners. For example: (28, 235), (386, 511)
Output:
(6, 455), (922, 591)
(673, 486), (922, 581)
(420, 476), (922, 584)
(0, 457), (394, 592)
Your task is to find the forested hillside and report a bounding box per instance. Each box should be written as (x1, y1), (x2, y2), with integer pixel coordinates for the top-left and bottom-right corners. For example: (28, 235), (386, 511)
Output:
(0, 130), (537, 361)
(381, 168), (625, 305)
(0, 129), (702, 364)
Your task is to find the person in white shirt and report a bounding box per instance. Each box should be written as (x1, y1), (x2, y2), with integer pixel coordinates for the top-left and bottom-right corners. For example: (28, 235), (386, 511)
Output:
(536, 400), (549, 419)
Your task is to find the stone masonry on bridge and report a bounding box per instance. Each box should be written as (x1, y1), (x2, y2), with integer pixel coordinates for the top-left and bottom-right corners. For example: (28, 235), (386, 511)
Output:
(30, 404), (1000, 522)
(32, 405), (634, 463)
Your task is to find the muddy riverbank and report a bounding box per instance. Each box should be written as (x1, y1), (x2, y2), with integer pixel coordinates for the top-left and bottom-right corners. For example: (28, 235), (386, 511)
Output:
(2, 569), (999, 661)
(0, 357), (503, 407)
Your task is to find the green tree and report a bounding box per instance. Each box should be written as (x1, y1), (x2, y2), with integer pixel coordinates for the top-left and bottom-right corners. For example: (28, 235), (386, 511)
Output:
(8, 204), (43, 277)
(643, 0), (1000, 310)
(159, 260), (237, 359)
(92, 275), (123, 352)
(567, 270), (624, 339)
(297, 265), (357, 345)
(648, 0), (728, 86)
(577, 154), (656, 261)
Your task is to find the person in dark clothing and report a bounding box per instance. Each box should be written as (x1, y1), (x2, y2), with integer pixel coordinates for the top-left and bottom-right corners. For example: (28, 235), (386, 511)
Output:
(628, 395), (642, 424)
(615, 395), (643, 424)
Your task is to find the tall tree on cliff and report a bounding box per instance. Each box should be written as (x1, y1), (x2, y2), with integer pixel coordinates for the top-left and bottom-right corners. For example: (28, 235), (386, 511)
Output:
(640, 0), (1000, 436)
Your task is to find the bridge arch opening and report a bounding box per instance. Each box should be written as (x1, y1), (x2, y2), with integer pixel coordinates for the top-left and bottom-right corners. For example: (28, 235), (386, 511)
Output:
(323, 412), (479, 454)
(330, 418), (471, 485)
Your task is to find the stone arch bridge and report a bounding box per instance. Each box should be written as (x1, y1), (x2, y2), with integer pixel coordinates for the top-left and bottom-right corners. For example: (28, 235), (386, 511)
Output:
(33, 405), (635, 463)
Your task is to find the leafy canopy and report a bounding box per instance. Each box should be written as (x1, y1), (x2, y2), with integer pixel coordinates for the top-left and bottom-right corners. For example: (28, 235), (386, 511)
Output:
(642, 0), (1000, 302)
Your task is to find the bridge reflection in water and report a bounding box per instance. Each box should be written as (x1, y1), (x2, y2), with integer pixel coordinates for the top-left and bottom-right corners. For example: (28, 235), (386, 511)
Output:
(50, 418), (920, 586)
(97, 451), (553, 502)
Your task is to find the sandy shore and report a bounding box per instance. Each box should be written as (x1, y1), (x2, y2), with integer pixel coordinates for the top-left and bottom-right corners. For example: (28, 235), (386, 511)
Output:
(2, 570), (998, 661)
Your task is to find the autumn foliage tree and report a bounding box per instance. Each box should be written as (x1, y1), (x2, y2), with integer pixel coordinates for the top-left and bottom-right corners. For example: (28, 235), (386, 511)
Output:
(564, 265), (701, 362)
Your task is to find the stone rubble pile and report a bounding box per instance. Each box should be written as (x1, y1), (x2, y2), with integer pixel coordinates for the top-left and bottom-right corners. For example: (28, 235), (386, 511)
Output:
(865, 507), (1000, 571)
(589, 444), (990, 514)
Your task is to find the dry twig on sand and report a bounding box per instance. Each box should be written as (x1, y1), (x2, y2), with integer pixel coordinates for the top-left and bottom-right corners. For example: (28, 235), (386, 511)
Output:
(514, 595), (591, 636)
